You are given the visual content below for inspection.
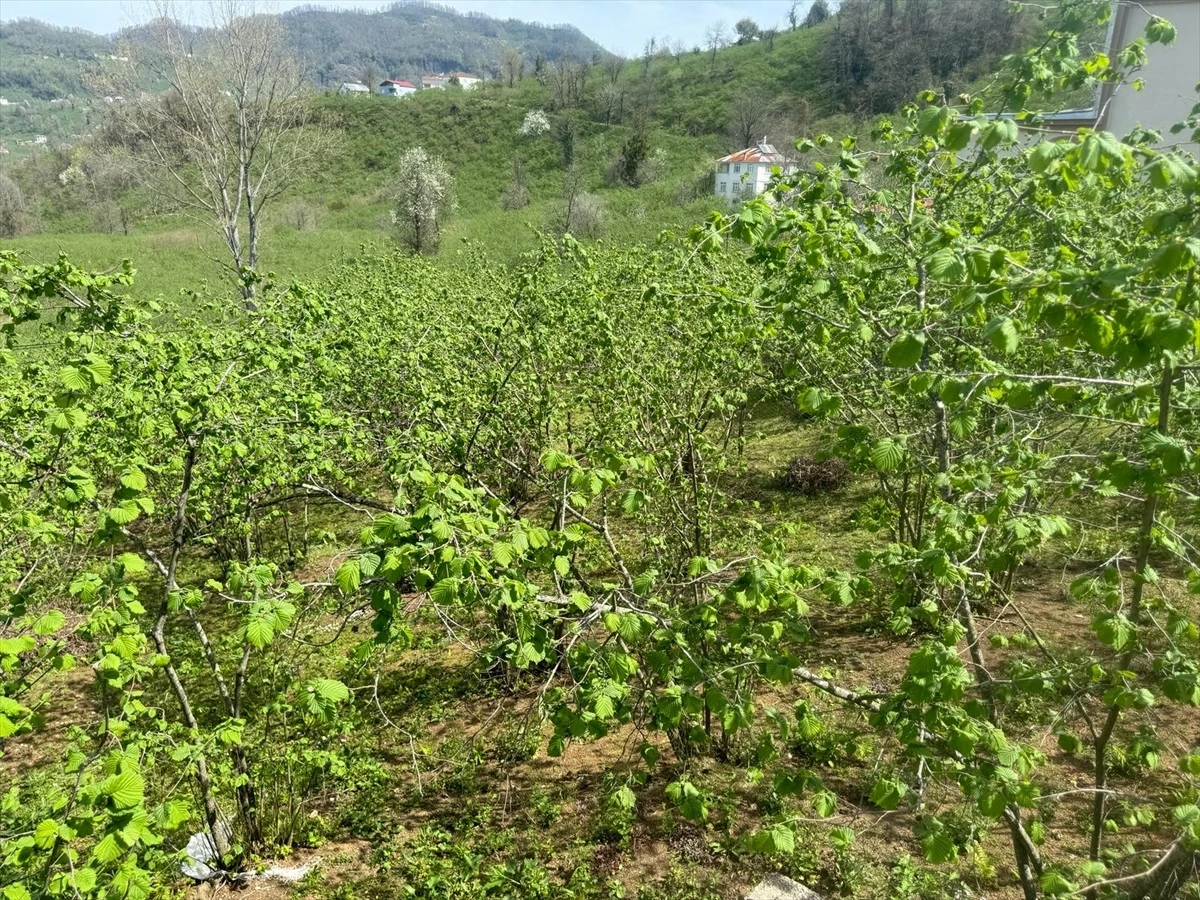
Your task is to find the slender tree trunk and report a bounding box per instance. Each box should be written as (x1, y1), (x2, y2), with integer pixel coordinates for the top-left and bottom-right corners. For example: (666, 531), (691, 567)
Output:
(917, 253), (1039, 900)
(1090, 364), (1173, 862)
(151, 438), (231, 861)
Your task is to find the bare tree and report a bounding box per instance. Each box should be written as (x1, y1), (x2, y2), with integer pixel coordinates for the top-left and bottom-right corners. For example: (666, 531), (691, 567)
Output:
(597, 81), (624, 124)
(500, 155), (529, 210)
(602, 55), (625, 85)
(788, 0), (800, 30)
(545, 60), (585, 108)
(705, 21), (729, 64)
(727, 89), (778, 151)
(500, 47), (524, 88)
(0, 174), (25, 238)
(762, 26), (779, 51)
(361, 61), (379, 92)
(549, 164), (603, 239)
(93, 0), (331, 302)
(642, 37), (656, 75)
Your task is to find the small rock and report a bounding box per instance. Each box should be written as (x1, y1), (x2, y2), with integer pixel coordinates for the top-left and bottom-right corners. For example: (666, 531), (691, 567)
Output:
(261, 861), (315, 882)
(746, 873), (824, 900)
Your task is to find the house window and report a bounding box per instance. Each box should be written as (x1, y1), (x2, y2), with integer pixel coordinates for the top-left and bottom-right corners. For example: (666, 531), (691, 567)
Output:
(718, 163), (729, 173)
(719, 182), (726, 193)
(731, 183), (740, 195)
(733, 164), (741, 173)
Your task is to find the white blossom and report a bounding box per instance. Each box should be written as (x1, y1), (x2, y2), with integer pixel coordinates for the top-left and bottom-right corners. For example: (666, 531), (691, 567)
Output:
(518, 109), (551, 137)
(392, 146), (453, 253)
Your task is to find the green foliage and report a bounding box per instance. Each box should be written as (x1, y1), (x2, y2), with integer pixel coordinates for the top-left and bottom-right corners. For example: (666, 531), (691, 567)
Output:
(713, 3), (1200, 895)
(4, 7), (1200, 899)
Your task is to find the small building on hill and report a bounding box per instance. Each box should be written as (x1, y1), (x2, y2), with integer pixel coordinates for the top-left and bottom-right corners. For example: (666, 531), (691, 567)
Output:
(379, 79), (416, 97)
(338, 82), (370, 96)
(421, 73), (481, 90)
(714, 140), (794, 199)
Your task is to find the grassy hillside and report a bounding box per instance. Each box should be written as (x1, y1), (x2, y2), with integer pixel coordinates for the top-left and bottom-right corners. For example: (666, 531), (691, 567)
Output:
(605, 0), (1041, 147)
(0, 0), (1063, 296)
(304, 88), (719, 250)
(614, 26), (834, 140)
(1, 84), (722, 295)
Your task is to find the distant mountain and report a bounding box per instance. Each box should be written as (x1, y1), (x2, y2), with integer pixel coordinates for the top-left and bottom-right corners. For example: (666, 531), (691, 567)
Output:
(282, 2), (609, 87)
(0, 2), (608, 102)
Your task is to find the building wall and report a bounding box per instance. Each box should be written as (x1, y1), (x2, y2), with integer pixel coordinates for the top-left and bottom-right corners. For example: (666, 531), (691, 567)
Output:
(714, 162), (763, 198)
(713, 162), (790, 198)
(1102, 0), (1200, 151)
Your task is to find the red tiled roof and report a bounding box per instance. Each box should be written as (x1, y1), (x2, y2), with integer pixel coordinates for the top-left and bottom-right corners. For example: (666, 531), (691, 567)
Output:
(717, 146), (784, 164)
(381, 79), (415, 87)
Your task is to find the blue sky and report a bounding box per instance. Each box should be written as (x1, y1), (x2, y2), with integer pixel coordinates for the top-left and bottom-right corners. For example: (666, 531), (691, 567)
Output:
(0, 0), (812, 55)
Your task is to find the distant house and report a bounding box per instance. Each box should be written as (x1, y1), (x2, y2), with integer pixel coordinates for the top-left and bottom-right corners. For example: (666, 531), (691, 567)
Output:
(338, 82), (370, 96)
(379, 79), (416, 97)
(421, 72), (481, 90)
(714, 140), (794, 199)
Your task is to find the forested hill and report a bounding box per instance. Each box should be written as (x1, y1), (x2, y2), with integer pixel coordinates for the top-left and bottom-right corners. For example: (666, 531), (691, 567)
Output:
(281, 2), (607, 88)
(0, 19), (114, 101)
(611, 0), (1042, 146)
(0, 2), (606, 101)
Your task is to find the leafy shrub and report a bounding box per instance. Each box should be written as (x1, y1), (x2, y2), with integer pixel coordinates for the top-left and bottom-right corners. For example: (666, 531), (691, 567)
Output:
(780, 455), (849, 495)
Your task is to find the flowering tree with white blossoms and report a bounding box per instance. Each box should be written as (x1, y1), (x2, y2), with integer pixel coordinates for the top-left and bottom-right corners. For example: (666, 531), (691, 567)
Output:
(518, 109), (551, 137)
(392, 146), (454, 254)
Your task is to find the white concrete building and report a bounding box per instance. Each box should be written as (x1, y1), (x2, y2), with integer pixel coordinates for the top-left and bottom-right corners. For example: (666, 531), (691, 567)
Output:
(1035, 0), (1200, 152)
(421, 73), (482, 90)
(379, 79), (416, 97)
(338, 82), (371, 95)
(714, 141), (794, 199)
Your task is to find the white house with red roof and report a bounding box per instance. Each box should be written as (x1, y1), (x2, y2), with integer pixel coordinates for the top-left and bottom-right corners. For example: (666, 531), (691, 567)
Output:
(714, 140), (794, 199)
(379, 79), (416, 97)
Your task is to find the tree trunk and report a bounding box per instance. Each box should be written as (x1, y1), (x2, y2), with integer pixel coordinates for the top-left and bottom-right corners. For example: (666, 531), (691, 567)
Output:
(1090, 364), (1173, 863)
(151, 438), (231, 861)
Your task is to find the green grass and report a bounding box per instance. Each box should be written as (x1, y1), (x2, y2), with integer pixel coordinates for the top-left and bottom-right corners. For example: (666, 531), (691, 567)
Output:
(2, 88), (727, 293)
(614, 26), (834, 138)
(0, 225), (380, 299)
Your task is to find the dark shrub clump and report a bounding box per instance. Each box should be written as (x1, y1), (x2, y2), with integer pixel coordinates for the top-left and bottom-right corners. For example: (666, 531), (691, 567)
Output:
(781, 456), (849, 495)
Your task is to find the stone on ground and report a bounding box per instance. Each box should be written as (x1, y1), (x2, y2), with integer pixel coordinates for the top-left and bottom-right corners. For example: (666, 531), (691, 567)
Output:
(745, 873), (824, 900)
